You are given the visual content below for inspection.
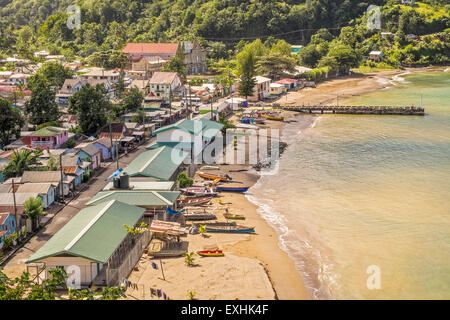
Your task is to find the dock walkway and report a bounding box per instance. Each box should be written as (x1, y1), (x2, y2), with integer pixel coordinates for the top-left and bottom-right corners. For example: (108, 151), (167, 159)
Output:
(280, 105), (425, 116)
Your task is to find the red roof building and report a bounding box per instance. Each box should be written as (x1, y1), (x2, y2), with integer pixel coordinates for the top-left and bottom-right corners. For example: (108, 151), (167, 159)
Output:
(122, 43), (179, 61)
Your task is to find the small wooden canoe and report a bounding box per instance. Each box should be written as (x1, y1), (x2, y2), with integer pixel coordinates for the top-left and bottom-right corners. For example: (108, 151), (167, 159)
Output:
(216, 186), (250, 193)
(178, 196), (213, 207)
(197, 250), (224, 257)
(199, 172), (232, 182)
(205, 225), (255, 234)
(261, 115), (284, 121)
(148, 250), (186, 258)
(180, 187), (217, 197)
(183, 212), (217, 221)
(223, 213), (245, 220)
(200, 166), (220, 171)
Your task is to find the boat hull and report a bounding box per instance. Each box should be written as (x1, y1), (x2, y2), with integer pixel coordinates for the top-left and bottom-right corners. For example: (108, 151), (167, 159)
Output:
(148, 251), (186, 258)
(223, 214), (245, 220)
(197, 250), (224, 257)
(216, 186), (249, 193)
(205, 226), (255, 234)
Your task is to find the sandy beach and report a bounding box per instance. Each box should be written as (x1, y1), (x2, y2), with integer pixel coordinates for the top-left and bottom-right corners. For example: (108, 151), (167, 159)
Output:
(126, 67), (440, 300)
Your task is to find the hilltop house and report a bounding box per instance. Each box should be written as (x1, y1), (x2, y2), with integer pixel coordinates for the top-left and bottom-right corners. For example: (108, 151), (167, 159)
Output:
(122, 43), (179, 63)
(369, 51), (384, 62)
(21, 127), (69, 150)
(80, 67), (120, 83)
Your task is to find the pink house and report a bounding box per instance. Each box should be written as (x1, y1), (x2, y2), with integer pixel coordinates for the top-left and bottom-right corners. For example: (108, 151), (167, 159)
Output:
(22, 127), (69, 149)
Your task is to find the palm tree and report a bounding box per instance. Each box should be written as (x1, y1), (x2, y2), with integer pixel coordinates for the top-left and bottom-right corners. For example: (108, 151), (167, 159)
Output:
(23, 197), (44, 231)
(3, 149), (42, 179)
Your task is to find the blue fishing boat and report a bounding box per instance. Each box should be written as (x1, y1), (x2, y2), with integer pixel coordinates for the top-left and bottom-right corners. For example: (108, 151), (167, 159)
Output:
(216, 186), (250, 193)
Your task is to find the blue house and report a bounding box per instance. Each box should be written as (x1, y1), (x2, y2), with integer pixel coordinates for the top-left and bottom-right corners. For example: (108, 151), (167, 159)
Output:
(0, 213), (17, 249)
(93, 137), (116, 161)
(62, 154), (89, 187)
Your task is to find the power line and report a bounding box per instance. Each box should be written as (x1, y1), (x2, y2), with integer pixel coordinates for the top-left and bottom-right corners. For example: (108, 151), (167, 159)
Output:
(201, 27), (343, 42)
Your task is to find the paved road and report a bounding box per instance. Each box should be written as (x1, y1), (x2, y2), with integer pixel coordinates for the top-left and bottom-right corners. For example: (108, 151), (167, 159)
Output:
(2, 141), (151, 278)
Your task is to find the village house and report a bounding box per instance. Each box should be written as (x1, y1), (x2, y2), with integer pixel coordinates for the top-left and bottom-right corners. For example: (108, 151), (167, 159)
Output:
(275, 78), (298, 91)
(130, 56), (169, 78)
(15, 183), (56, 209)
(20, 171), (74, 197)
(80, 67), (120, 83)
(122, 43), (179, 63)
(291, 45), (304, 55)
(244, 76), (271, 102)
(124, 145), (189, 181)
(148, 72), (182, 100)
(0, 213), (17, 249)
(0, 193), (41, 210)
(75, 144), (101, 171)
(61, 154), (91, 187)
(57, 78), (115, 106)
(8, 73), (31, 85)
(21, 127), (69, 150)
(270, 83), (284, 95)
(86, 190), (181, 215)
(26, 200), (148, 287)
(181, 42), (208, 75)
(92, 138), (116, 162)
(369, 51), (384, 62)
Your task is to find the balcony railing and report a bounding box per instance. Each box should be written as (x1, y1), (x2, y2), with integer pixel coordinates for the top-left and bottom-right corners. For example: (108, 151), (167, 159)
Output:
(31, 141), (54, 148)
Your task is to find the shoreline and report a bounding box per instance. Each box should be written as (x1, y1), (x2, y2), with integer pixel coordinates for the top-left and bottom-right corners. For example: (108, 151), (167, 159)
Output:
(125, 66), (447, 300)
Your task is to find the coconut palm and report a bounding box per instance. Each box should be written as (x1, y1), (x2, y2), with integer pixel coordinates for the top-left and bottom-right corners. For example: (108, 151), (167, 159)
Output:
(23, 197), (44, 231)
(3, 149), (42, 178)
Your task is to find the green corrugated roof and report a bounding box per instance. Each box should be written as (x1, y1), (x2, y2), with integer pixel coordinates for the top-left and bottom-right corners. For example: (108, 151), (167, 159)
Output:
(124, 145), (188, 181)
(30, 126), (66, 137)
(153, 119), (223, 137)
(27, 200), (145, 264)
(86, 190), (180, 207)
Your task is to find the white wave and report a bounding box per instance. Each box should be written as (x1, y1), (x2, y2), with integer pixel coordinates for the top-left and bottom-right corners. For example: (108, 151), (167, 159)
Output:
(444, 68), (450, 72)
(390, 71), (411, 85)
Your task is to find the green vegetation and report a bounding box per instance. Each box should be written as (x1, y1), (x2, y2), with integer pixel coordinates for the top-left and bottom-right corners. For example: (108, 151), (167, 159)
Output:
(68, 84), (111, 135)
(23, 197), (44, 225)
(0, 99), (24, 147)
(0, 267), (126, 300)
(176, 171), (193, 188)
(2, 149), (42, 179)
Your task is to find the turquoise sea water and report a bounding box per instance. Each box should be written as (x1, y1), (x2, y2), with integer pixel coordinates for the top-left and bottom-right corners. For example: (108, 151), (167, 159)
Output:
(247, 70), (450, 299)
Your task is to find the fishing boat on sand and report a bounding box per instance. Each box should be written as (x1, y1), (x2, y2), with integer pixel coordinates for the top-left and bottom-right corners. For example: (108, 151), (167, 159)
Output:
(199, 172), (232, 182)
(148, 250), (186, 258)
(200, 165), (220, 170)
(223, 213), (246, 220)
(261, 114), (284, 121)
(205, 224), (255, 234)
(197, 250), (224, 257)
(178, 196), (213, 207)
(183, 211), (217, 221)
(216, 186), (250, 193)
(180, 187), (217, 197)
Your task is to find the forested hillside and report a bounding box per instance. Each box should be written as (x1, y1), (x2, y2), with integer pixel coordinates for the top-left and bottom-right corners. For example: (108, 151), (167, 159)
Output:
(0, 0), (448, 66)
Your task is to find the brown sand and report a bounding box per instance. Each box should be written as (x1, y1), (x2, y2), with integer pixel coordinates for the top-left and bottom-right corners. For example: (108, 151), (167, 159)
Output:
(128, 68), (432, 300)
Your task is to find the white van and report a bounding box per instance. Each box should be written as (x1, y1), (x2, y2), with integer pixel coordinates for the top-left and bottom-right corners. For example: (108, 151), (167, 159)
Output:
(181, 96), (201, 107)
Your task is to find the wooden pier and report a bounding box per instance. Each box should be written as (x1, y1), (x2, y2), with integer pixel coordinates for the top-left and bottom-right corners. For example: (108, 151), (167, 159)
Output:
(280, 105), (425, 116)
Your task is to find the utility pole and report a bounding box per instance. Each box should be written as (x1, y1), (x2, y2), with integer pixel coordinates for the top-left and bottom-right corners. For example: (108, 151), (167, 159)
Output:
(11, 178), (18, 229)
(188, 84), (192, 120)
(59, 153), (65, 204)
(116, 141), (120, 170)
(169, 86), (172, 124)
(210, 95), (213, 121)
(109, 122), (114, 163)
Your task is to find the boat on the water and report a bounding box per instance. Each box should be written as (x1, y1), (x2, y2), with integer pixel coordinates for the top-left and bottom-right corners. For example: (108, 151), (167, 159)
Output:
(197, 250), (224, 257)
(205, 225), (255, 233)
(180, 187), (217, 197)
(199, 172), (232, 182)
(223, 213), (245, 220)
(178, 196), (213, 207)
(216, 186), (250, 193)
(148, 250), (186, 258)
